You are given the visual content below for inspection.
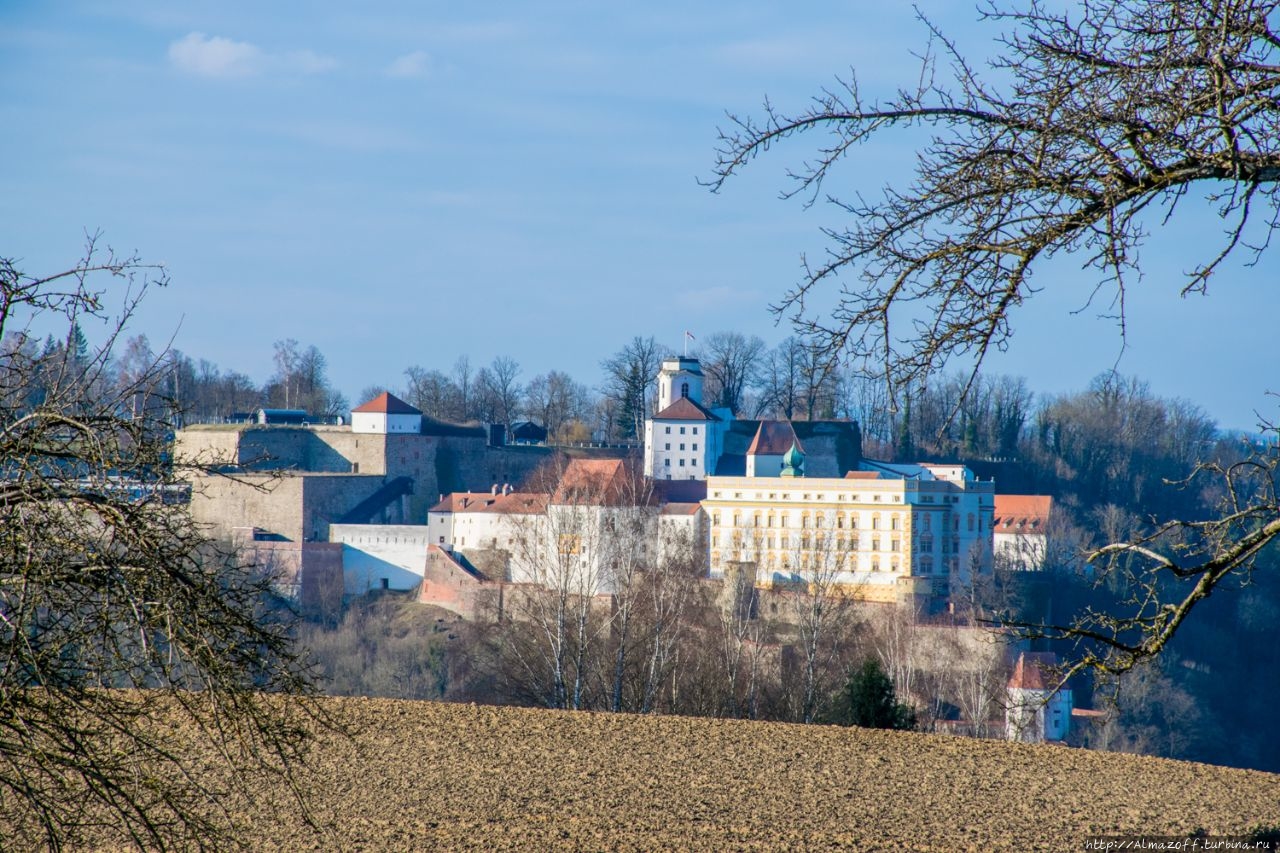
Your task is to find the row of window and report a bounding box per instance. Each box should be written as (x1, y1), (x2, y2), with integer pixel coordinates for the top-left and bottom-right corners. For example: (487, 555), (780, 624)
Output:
(713, 533), (900, 550)
(662, 425), (699, 435)
(710, 510), (982, 533)
(663, 442), (698, 452)
(713, 511), (902, 530)
(710, 553), (960, 575)
(712, 490), (899, 503)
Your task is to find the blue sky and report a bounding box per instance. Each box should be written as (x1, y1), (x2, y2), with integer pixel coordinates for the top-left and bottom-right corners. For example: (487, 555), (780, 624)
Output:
(2, 1), (1276, 431)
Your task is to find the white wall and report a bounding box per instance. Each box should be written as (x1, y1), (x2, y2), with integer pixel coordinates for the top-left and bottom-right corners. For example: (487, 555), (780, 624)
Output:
(329, 523), (434, 594)
(351, 412), (422, 434)
(648, 419), (710, 480)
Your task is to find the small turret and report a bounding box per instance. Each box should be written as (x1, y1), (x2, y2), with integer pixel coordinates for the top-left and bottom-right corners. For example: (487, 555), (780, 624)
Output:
(780, 442), (805, 478)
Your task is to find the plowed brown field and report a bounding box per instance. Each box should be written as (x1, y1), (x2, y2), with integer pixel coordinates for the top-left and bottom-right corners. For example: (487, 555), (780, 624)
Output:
(184, 697), (1280, 852)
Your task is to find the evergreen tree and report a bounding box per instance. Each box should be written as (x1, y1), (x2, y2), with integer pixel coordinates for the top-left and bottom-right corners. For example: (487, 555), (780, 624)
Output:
(832, 659), (916, 730)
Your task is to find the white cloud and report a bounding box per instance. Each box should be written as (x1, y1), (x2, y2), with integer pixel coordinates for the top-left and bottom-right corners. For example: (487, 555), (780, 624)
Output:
(168, 33), (336, 78)
(168, 32), (261, 78)
(386, 50), (431, 78)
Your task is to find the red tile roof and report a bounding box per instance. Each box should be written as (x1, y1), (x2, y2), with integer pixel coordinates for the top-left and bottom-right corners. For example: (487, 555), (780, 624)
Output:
(844, 471), (882, 480)
(652, 396), (721, 421)
(478, 493), (549, 515)
(430, 492), (495, 513)
(553, 458), (645, 505)
(994, 495), (1053, 530)
(747, 421), (803, 456)
(1009, 652), (1059, 690)
(353, 392), (422, 415)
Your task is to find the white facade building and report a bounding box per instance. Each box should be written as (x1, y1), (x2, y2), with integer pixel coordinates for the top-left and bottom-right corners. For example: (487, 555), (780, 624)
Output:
(429, 459), (706, 594)
(993, 494), (1054, 570)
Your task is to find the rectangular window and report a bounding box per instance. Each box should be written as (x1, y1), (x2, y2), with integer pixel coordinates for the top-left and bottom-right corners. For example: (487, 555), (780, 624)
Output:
(692, 427), (698, 434)
(679, 459), (686, 467)
(665, 426), (671, 434)
(665, 443), (670, 450)
(664, 459), (670, 467)
(692, 443), (698, 451)
(680, 426), (686, 434)
(680, 443), (685, 450)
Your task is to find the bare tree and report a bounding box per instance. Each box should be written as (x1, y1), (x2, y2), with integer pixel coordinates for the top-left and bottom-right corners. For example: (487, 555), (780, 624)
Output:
(478, 356), (522, 427)
(403, 365), (457, 420)
(524, 370), (589, 440)
(711, 0), (1280, 674)
(784, 521), (861, 723)
(699, 331), (765, 416)
(498, 460), (623, 710)
(0, 239), (318, 850)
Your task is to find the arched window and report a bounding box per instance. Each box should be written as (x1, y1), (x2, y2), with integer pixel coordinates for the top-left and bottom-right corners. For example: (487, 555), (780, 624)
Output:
(681, 381), (690, 398)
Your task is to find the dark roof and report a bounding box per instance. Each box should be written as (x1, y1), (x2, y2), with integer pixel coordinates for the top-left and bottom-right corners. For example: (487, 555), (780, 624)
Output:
(663, 357), (704, 377)
(510, 421), (548, 440)
(353, 392), (422, 415)
(653, 478), (708, 503)
(653, 397), (721, 422)
(747, 421), (803, 456)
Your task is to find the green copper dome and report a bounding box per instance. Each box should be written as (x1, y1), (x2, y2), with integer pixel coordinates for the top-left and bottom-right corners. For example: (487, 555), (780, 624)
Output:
(780, 442), (805, 477)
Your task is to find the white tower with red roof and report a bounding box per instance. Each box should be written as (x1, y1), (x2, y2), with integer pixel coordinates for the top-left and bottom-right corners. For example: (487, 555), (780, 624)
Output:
(644, 357), (727, 480)
(351, 392), (423, 434)
(1005, 651), (1073, 742)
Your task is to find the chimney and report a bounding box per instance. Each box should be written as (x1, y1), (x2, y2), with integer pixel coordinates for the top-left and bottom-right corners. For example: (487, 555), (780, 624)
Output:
(491, 484), (499, 495)
(502, 483), (512, 495)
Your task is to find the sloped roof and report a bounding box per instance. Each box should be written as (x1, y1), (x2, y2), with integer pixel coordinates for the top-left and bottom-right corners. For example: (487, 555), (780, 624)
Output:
(844, 471), (882, 480)
(430, 492), (495, 513)
(994, 495), (1053, 530)
(747, 421), (803, 456)
(553, 458), (645, 506)
(653, 397), (721, 422)
(353, 392), (422, 415)
(660, 502), (703, 516)
(476, 492), (549, 515)
(1009, 652), (1059, 691)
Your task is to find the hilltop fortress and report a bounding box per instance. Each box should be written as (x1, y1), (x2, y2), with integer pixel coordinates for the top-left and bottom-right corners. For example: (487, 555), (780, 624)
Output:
(176, 393), (558, 543)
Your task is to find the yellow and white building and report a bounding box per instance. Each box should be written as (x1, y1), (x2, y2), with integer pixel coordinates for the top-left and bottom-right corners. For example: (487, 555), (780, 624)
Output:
(703, 459), (994, 605)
